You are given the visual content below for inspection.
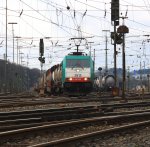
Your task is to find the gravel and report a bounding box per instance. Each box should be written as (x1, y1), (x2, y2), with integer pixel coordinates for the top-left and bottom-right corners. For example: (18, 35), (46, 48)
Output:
(1, 94), (150, 146)
(0, 102), (101, 112)
(84, 126), (150, 147)
(1, 123), (150, 146)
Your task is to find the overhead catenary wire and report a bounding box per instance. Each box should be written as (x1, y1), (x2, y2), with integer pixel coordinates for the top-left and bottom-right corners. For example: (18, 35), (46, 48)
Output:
(19, 0), (75, 37)
(4, 1), (150, 37)
(8, 4), (105, 38)
(1, 0), (150, 70)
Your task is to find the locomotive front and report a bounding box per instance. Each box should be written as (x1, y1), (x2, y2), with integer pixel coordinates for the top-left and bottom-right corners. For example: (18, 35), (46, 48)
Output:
(62, 53), (94, 95)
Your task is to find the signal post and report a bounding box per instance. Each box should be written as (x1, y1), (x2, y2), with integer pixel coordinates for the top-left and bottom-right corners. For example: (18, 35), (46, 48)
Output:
(38, 38), (45, 96)
(117, 19), (129, 101)
(111, 0), (119, 96)
(111, 0), (120, 88)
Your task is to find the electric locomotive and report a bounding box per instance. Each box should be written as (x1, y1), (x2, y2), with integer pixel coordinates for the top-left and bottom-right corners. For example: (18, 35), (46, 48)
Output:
(62, 52), (94, 95)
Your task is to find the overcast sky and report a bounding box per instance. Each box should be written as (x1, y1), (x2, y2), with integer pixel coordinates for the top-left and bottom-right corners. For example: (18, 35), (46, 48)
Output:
(0, 0), (150, 72)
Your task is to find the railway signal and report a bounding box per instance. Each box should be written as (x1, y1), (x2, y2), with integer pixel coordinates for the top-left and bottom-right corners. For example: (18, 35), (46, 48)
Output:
(38, 38), (45, 64)
(38, 57), (45, 63)
(38, 38), (45, 96)
(39, 38), (44, 56)
(111, 32), (123, 44)
(111, 0), (120, 88)
(111, 0), (119, 21)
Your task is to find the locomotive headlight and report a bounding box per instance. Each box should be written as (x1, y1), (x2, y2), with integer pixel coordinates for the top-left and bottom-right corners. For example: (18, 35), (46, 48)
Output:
(76, 69), (80, 72)
(69, 78), (73, 81)
(84, 77), (88, 81)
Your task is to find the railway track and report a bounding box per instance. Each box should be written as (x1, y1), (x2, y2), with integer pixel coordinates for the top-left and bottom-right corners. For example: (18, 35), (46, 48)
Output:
(1, 111), (150, 146)
(0, 93), (107, 106)
(1, 101), (150, 121)
(1, 101), (150, 124)
(0, 105), (100, 120)
(0, 105), (101, 131)
(31, 120), (150, 147)
(0, 93), (150, 145)
(0, 95), (150, 111)
(0, 91), (149, 101)
(1, 107), (150, 132)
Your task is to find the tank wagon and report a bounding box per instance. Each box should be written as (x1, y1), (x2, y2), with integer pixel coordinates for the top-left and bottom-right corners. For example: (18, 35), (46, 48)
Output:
(38, 52), (94, 95)
(94, 75), (115, 92)
(102, 75), (115, 91)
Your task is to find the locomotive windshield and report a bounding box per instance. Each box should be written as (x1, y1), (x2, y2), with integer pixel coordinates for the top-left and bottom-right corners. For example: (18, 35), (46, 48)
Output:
(66, 59), (90, 68)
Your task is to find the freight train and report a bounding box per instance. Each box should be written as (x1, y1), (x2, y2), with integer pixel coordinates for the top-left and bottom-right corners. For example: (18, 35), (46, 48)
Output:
(36, 52), (94, 95)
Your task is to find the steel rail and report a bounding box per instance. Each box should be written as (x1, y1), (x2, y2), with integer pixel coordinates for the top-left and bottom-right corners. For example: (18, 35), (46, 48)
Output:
(1, 101), (150, 120)
(1, 111), (150, 141)
(1, 108), (150, 132)
(31, 120), (150, 147)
